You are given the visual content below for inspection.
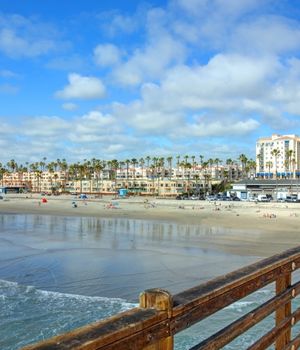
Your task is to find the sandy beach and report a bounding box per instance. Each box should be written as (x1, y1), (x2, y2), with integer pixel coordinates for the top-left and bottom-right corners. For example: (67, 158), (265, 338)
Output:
(1, 194), (300, 257)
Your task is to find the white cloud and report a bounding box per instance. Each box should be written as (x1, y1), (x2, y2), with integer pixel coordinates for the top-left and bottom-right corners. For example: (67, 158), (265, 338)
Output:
(184, 118), (260, 137)
(22, 116), (69, 137)
(131, 54), (280, 115)
(0, 83), (19, 94)
(46, 55), (86, 71)
(55, 73), (106, 100)
(113, 34), (186, 85)
(116, 100), (183, 134)
(0, 14), (61, 58)
(97, 10), (140, 37)
(3, 0), (300, 162)
(93, 43), (121, 67)
(231, 16), (300, 55)
(73, 110), (121, 134)
(62, 103), (78, 111)
(0, 28), (55, 58)
(111, 7), (186, 86)
(0, 69), (19, 78)
(0, 120), (16, 134)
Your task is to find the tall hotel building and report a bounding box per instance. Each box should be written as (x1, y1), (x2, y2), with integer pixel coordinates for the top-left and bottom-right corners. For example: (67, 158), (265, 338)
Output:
(256, 134), (300, 178)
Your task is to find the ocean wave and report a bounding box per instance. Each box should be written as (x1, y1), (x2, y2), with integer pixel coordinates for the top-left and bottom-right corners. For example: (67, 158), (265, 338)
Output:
(0, 279), (136, 350)
(225, 301), (256, 312)
(0, 278), (136, 305)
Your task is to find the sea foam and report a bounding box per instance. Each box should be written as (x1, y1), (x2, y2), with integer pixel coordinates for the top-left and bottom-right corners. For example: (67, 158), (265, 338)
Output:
(0, 279), (136, 350)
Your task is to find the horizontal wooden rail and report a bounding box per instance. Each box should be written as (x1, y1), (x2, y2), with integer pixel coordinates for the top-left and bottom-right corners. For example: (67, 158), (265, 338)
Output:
(247, 307), (300, 350)
(21, 307), (168, 350)
(190, 281), (300, 350)
(21, 245), (300, 350)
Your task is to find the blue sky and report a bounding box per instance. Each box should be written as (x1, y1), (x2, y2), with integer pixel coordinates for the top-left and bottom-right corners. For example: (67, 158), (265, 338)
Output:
(1, 0), (300, 164)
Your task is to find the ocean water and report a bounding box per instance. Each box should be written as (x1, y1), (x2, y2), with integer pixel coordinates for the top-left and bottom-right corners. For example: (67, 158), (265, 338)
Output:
(0, 214), (298, 349)
(0, 279), (135, 350)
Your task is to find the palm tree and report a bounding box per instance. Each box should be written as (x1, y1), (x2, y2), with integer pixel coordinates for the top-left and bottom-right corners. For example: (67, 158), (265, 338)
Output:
(256, 153), (263, 177)
(199, 155), (204, 166)
(145, 156), (151, 168)
(131, 158), (138, 194)
(246, 159), (256, 178)
(226, 158), (234, 181)
(131, 158), (138, 179)
(176, 155), (181, 180)
(158, 157), (165, 176)
(145, 156), (151, 179)
(291, 157), (296, 179)
(286, 150), (294, 178)
(202, 161), (210, 194)
(7, 159), (17, 173)
(77, 163), (86, 194)
(214, 158), (222, 180)
(47, 162), (55, 192)
(93, 159), (105, 194)
(271, 148), (281, 199)
(53, 173), (59, 192)
(207, 158), (214, 179)
(110, 159), (119, 196)
(191, 155), (196, 170)
(166, 156), (173, 179)
(125, 159), (130, 180)
(238, 154), (248, 179)
(266, 161), (273, 178)
(0, 164), (7, 186)
(36, 170), (42, 193)
(139, 158), (145, 179)
(184, 155), (189, 165)
(271, 148), (280, 179)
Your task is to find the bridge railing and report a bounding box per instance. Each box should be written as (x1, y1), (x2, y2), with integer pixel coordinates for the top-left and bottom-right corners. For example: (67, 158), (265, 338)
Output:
(21, 245), (300, 350)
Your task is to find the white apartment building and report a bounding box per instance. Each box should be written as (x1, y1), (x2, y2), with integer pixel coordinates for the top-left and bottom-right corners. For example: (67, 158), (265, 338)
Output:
(3, 171), (67, 192)
(1, 163), (242, 195)
(256, 134), (300, 178)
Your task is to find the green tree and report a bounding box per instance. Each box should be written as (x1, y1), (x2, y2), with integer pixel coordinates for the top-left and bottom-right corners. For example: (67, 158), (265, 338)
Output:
(271, 148), (281, 179)
(266, 161), (273, 178)
(238, 154), (248, 179)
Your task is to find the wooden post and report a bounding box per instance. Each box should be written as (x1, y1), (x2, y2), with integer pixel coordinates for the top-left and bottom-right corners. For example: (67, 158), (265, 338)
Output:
(140, 288), (173, 350)
(275, 272), (292, 350)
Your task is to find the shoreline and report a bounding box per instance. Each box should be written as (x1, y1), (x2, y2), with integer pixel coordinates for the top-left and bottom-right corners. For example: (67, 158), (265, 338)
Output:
(1, 194), (300, 256)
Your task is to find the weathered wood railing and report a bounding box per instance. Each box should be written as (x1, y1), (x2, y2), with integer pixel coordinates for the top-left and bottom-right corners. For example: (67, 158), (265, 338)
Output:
(21, 246), (300, 350)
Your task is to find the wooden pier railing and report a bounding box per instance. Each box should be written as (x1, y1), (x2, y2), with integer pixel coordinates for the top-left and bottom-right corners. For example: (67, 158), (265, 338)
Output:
(21, 246), (300, 350)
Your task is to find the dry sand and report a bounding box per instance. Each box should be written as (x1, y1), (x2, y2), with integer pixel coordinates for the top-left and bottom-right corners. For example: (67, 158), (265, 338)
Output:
(0, 194), (300, 256)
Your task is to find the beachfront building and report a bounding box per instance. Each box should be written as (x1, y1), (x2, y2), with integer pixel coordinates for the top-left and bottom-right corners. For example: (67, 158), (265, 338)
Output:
(2, 169), (215, 196)
(1, 161), (245, 196)
(3, 171), (67, 193)
(232, 178), (300, 200)
(63, 177), (210, 197)
(256, 134), (300, 178)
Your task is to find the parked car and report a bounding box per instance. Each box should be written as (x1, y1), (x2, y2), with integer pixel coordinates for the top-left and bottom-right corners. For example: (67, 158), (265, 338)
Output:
(220, 196), (232, 201)
(190, 195), (199, 200)
(285, 195), (300, 202)
(257, 195), (270, 202)
(0, 195), (3, 200)
(176, 194), (188, 200)
(231, 196), (241, 201)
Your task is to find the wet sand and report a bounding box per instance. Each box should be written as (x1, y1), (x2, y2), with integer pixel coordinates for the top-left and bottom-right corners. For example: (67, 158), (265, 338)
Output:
(0, 194), (300, 256)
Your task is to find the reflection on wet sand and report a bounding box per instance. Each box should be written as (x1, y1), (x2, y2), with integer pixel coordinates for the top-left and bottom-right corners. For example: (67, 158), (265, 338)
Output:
(0, 214), (261, 301)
